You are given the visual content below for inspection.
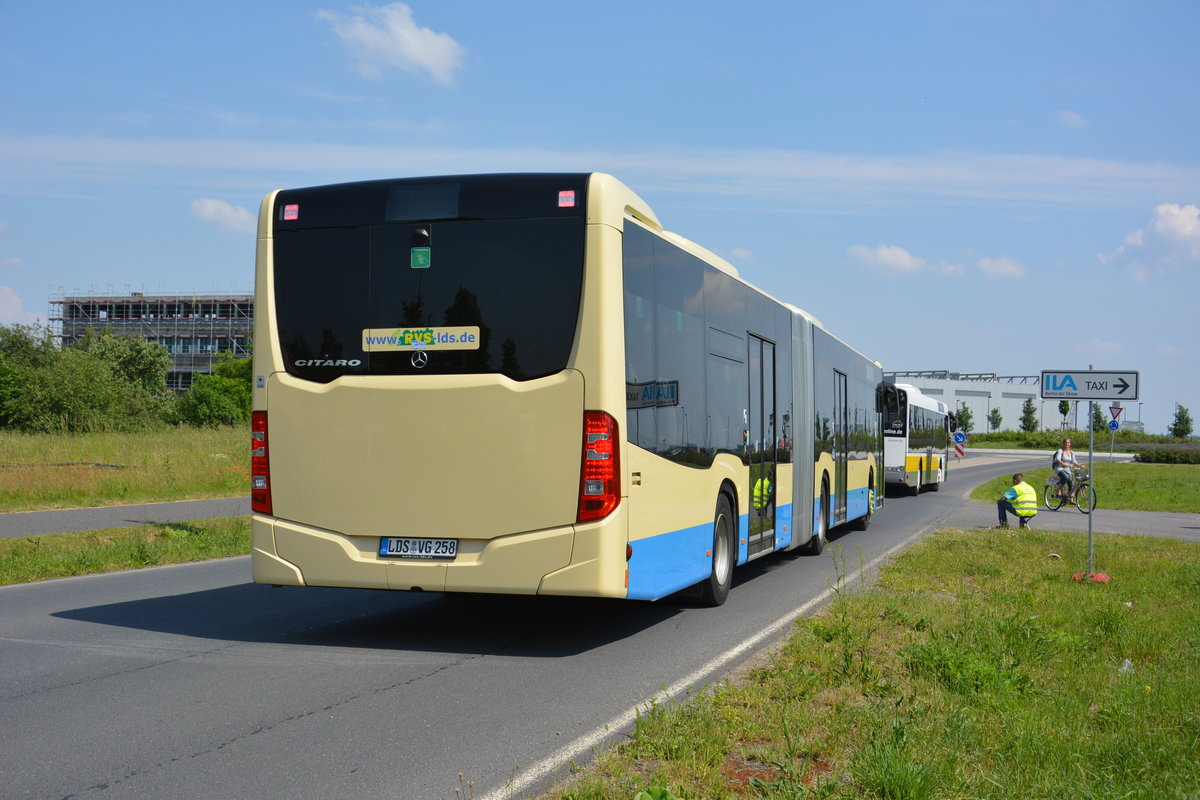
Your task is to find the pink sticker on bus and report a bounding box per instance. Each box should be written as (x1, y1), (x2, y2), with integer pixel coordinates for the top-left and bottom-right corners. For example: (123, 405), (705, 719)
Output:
(558, 190), (575, 208)
(283, 204), (299, 220)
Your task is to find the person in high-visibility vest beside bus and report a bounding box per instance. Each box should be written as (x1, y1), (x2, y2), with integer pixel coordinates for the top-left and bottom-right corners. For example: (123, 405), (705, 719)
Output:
(996, 473), (1038, 529)
(753, 470), (773, 514)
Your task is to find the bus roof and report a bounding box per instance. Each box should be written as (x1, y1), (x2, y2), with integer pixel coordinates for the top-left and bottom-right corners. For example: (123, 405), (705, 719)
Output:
(891, 382), (948, 415)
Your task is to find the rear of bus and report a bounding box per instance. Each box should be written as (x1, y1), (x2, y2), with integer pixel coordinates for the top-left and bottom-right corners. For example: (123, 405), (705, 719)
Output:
(250, 174), (639, 598)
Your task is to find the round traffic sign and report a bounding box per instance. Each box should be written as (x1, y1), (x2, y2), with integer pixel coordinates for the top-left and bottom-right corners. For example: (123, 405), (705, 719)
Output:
(1108, 420), (1119, 431)
(953, 432), (967, 444)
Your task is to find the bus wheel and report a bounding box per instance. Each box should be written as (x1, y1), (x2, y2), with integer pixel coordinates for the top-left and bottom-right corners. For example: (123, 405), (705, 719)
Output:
(808, 481), (829, 554)
(929, 468), (940, 491)
(852, 473), (873, 530)
(699, 493), (735, 607)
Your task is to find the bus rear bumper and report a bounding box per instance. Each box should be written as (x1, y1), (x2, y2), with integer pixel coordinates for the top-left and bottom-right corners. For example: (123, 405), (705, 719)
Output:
(250, 513), (628, 598)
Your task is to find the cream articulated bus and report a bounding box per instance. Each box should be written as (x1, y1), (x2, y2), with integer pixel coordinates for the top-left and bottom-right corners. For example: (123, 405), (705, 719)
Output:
(251, 173), (883, 606)
(882, 383), (950, 495)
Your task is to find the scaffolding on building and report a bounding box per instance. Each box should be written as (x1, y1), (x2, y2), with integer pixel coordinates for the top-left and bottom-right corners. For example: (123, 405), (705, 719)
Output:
(886, 370), (1039, 385)
(48, 289), (253, 391)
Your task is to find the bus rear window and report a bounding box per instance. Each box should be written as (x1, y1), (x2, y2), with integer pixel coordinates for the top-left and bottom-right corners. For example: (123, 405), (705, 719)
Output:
(273, 217), (585, 382)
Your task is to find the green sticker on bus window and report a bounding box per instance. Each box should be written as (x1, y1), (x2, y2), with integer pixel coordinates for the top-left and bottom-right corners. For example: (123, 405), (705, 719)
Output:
(411, 247), (431, 269)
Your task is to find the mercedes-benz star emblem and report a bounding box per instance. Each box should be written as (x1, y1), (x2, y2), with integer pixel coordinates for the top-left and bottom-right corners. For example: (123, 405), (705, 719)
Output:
(411, 350), (429, 368)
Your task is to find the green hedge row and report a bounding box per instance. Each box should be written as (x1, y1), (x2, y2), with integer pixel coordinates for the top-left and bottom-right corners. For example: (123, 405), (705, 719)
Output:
(1134, 449), (1200, 464)
(968, 429), (1187, 450)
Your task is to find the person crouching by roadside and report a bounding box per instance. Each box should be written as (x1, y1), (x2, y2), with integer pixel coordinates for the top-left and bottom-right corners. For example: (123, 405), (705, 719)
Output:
(997, 473), (1038, 529)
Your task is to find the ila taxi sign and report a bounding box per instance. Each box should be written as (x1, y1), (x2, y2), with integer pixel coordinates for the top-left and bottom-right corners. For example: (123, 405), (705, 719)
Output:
(1040, 370), (1139, 401)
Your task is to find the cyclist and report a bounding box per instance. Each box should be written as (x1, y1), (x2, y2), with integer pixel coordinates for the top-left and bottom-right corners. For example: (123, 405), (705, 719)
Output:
(1052, 438), (1082, 499)
(997, 473), (1038, 528)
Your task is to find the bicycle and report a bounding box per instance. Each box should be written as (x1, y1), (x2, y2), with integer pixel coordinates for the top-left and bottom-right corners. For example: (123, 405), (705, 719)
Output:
(1044, 465), (1097, 514)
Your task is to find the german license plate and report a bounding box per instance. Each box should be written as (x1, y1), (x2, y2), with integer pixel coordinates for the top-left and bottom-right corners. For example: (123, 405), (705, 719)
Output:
(378, 537), (458, 560)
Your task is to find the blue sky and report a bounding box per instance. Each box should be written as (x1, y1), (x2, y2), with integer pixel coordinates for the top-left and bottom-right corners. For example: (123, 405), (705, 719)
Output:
(1, 1), (1196, 434)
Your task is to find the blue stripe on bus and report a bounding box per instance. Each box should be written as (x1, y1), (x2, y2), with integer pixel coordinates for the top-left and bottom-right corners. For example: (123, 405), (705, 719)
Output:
(738, 513), (749, 565)
(847, 486), (872, 520)
(627, 521), (713, 601)
(776, 503), (793, 549)
(626, 502), (797, 601)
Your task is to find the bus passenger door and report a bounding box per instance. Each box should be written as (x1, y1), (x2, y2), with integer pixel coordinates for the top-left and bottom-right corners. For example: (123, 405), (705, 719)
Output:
(747, 336), (776, 555)
(833, 370), (848, 525)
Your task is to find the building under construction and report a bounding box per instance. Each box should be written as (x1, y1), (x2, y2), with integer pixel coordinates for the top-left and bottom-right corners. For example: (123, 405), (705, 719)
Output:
(48, 291), (253, 390)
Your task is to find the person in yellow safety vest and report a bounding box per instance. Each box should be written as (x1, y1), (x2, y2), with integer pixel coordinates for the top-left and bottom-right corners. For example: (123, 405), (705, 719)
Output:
(753, 470), (773, 514)
(997, 472), (1037, 529)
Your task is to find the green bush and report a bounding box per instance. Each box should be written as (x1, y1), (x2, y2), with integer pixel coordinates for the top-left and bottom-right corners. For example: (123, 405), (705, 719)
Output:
(0, 325), (173, 433)
(2, 349), (170, 433)
(174, 374), (249, 427)
(1134, 449), (1200, 464)
(969, 428), (1184, 450)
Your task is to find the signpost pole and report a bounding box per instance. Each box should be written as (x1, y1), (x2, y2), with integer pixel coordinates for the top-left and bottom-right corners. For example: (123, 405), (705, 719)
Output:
(1039, 367), (1139, 579)
(1088, 398), (1095, 574)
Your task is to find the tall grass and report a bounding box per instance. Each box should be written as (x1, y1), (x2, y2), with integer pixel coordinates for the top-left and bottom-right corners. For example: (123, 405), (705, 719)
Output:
(0, 516), (250, 584)
(553, 531), (1200, 799)
(0, 427), (247, 511)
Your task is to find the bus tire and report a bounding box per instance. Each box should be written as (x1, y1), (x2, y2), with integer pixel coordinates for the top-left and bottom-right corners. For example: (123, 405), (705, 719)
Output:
(807, 480), (830, 555)
(851, 472), (873, 530)
(699, 493), (735, 607)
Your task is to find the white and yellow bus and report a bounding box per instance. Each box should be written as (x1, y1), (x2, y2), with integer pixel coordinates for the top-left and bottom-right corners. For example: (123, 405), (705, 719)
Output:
(882, 382), (950, 495)
(250, 173), (883, 606)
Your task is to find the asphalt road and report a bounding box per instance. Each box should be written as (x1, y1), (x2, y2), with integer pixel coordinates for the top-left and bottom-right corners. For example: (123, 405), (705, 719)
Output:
(2, 453), (1196, 800)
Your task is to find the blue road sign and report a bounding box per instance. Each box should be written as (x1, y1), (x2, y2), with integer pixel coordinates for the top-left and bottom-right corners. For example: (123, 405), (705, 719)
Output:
(953, 432), (967, 444)
(1108, 420), (1120, 431)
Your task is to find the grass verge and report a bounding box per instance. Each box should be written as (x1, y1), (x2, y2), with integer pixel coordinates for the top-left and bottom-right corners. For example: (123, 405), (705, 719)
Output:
(0, 517), (250, 585)
(969, 462), (1200, 513)
(550, 531), (1200, 799)
(0, 427), (248, 512)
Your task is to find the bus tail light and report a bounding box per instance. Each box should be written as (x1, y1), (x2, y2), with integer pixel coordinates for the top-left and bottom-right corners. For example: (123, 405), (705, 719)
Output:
(251, 411), (273, 515)
(577, 411), (620, 523)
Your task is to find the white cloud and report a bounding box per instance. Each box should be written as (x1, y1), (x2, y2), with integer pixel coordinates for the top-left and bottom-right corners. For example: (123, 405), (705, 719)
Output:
(1156, 344), (1186, 357)
(0, 286), (40, 325)
(1080, 338), (1126, 356)
(3, 256), (25, 268)
(977, 256), (1028, 279)
(1058, 110), (1088, 128)
(190, 198), (256, 234)
(1101, 203), (1200, 282)
(0, 221), (9, 233)
(848, 244), (926, 274)
(317, 3), (466, 86)
(729, 247), (754, 263)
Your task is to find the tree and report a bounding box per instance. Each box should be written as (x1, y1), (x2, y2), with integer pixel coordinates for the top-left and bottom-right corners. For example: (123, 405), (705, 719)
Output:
(1058, 400), (1071, 429)
(174, 351), (252, 427)
(75, 330), (171, 395)
(956, 402), (974, 434)
(0, 326), (172, 432)
(0, 323), (56, 368)
(988, 407), (1002, 432)
(1090, 402), (1107, 433)
(5, 349), (127, 432)
(1171, 405), (1194, 439)
(1020, 398), (1039, 433)
(175, 374), (247, 427)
